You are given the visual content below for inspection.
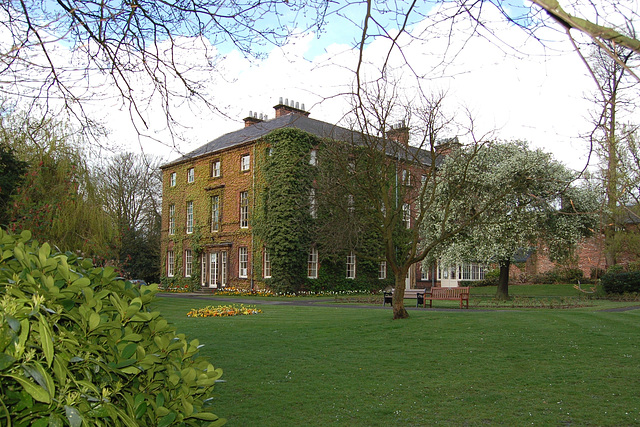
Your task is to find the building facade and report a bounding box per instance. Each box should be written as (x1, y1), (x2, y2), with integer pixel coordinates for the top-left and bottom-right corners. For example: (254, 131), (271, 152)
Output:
(160, 101), (438, 291)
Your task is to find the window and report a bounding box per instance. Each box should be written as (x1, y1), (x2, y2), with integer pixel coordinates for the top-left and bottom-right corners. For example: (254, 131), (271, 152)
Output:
(221, 252), (228, 286)
(210, 253), (219, 288)
(308, 247), (318, 279)
(240, 191), (249, 228)
(170, 172), (176, 187)
(211, 195), (220, 232)
(187, 168), (194, 183)
(266, 147), (273, 157)
(186, 201), (193, 234)
(201, 254), (207, 286)
(239, 247), (248, 278)
(263, 249), (272, 278)
(241, 154), (250, 171)
(421, 267), (429, 281)
(167, 251), (175, 277)
(403, 203), (411, 228)
(379, 261), (387, 279)
(309, 188), (317, 219)
(346, 252), (356, 279)
(347, 194), (355, 213)
(402, 169), (411, 185)
(185, 249), (192, 277)
(168, 204), (175, 235)
(211, 160), (221, 177)
(310, 149), (317, 166)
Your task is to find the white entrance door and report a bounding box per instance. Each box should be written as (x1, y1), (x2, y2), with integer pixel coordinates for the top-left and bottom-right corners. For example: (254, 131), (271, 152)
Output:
(438, 264), (459, 287)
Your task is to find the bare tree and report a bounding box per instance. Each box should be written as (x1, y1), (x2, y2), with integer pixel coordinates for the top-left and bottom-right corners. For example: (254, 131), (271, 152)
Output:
(317, 81), (540, 319)
(0, 0), (329, 144)
(587, 40), (640, 266)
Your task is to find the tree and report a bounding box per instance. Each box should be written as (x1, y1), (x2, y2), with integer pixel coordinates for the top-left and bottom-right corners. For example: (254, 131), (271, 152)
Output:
(97, 152), (163, 282)
(0, 143), (27, 227)
(2, 1), (639, 143)
(429, 141), (598, 300)
(1, 113), (115, 257)
(316, 85), (542, 319)
(587, 40), (640, 267)
(0, 0), (328, 140)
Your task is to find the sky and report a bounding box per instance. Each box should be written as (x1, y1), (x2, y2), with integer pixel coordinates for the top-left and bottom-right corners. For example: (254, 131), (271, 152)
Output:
(10, 1), (621, 172)
(89, 2), (603, 172)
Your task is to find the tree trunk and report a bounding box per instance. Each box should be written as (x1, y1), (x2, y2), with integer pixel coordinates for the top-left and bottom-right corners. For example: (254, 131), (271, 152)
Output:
(495, 259), (510, 300)
(392, 273), (409, 319)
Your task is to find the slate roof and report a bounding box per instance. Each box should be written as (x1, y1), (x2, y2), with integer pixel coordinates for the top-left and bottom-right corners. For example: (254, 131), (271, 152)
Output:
(162, 112), (435, 168)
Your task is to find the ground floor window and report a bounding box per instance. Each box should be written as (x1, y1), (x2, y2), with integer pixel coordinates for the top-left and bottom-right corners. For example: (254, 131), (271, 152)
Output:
(308, 247), (318, 278)
(438, 262), (486, 283)
(167, 250), (174, 277)
(184, 249), (192, 277)
(263, 249), (272, 278)
(239, 247), (248, 278)
(379, 261), (386, 279)
(346, 252), (356, 279)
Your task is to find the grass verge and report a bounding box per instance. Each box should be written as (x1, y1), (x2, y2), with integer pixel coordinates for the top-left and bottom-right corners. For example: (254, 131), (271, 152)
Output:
(153, 297), (640, 426)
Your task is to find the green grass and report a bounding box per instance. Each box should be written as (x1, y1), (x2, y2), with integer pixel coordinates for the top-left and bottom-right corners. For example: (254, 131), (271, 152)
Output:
(153, 297), (640, 426)
(470, 283), (587, 296)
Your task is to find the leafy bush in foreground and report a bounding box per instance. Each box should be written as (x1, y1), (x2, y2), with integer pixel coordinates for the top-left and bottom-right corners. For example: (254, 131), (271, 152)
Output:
(0, 230), (224, 426)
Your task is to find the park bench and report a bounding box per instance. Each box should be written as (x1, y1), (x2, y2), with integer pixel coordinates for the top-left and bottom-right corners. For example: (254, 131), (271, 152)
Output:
(383, 289), (425, 307)
(424, 286), (470, 309)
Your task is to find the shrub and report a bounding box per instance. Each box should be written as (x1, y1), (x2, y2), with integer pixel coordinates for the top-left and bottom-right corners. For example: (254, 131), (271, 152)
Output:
(0, 230), (225, 426)
(600, 271), (640, 294)
(532, 267), (584, 284)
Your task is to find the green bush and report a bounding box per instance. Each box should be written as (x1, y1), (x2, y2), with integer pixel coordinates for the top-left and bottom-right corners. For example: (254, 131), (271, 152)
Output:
(532, 267), (584, 284)
(600, 271), (640, 294)
(0, 230), (225, 426)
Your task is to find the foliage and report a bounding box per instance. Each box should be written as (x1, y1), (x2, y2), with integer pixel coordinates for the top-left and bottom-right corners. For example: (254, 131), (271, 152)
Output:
(1, 115), (115, 258)
(601, 271), (640, 294)
(97, 153), (163, 283)
(0, 144), (28, 227)
(0, 230), (224, 426)
(160, 276), (201, 293)
(531, 267), (585, 284)
(428, 141), (599, 298)
(255, 128), (318, 294)
(187, 305), (262, 317)
(460, 268), (499, 287)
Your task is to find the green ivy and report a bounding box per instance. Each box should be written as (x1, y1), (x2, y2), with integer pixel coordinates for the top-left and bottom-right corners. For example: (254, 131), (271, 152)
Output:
(254, 129), (319, 293)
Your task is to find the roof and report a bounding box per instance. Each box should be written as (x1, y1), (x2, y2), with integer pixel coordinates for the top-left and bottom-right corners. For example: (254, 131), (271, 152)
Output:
(161, 112), (435, 169)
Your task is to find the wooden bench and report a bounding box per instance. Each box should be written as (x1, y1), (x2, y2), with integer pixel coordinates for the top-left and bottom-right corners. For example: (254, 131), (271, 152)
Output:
(424, 286), (470, 309)
(383, 289), (425, 307)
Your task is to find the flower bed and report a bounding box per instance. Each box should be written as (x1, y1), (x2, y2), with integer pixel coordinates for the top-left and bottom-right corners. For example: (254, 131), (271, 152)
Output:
(187, 304), (262, 317)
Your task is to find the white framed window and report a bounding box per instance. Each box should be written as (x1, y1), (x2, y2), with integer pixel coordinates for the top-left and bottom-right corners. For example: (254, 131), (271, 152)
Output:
(309, 188), (317, 219)
(211, 160), (221, 177)
(403, 203), (411, 228)
(210, 252), (219, 288)
(239, 247), (248, 278)
(167, 250), (175, 277)
(402, 169), (411, 185)
(187, 167), (195, 183)
(240, 191), (249, 228)
(186, 201), (193, 234)
(308, 247), (318, 279)
(221, 252), (228, 286)
(421, 267), (429, 281)
(184, 249), (192, 277)
(263, 249), (272, 278)
(379, 261), (387, 279)
(211, 195), (220, 232)
(346, 252), (356, 279)
(168, 204), (175, 235)
(170, 172), (176, 187)
(201, 254), (207, 286)
(266, 147), (273, 157)
(310, 149), (317, 166)
(241, 154), (250, 171)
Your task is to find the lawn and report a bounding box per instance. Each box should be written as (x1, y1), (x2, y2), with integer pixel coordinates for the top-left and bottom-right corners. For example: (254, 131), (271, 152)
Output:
(152, 296), (640, 426)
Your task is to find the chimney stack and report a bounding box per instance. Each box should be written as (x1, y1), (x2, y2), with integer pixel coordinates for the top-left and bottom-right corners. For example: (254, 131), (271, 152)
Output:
(273, 97), (310, 118)
(386, 120), (410, 146)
